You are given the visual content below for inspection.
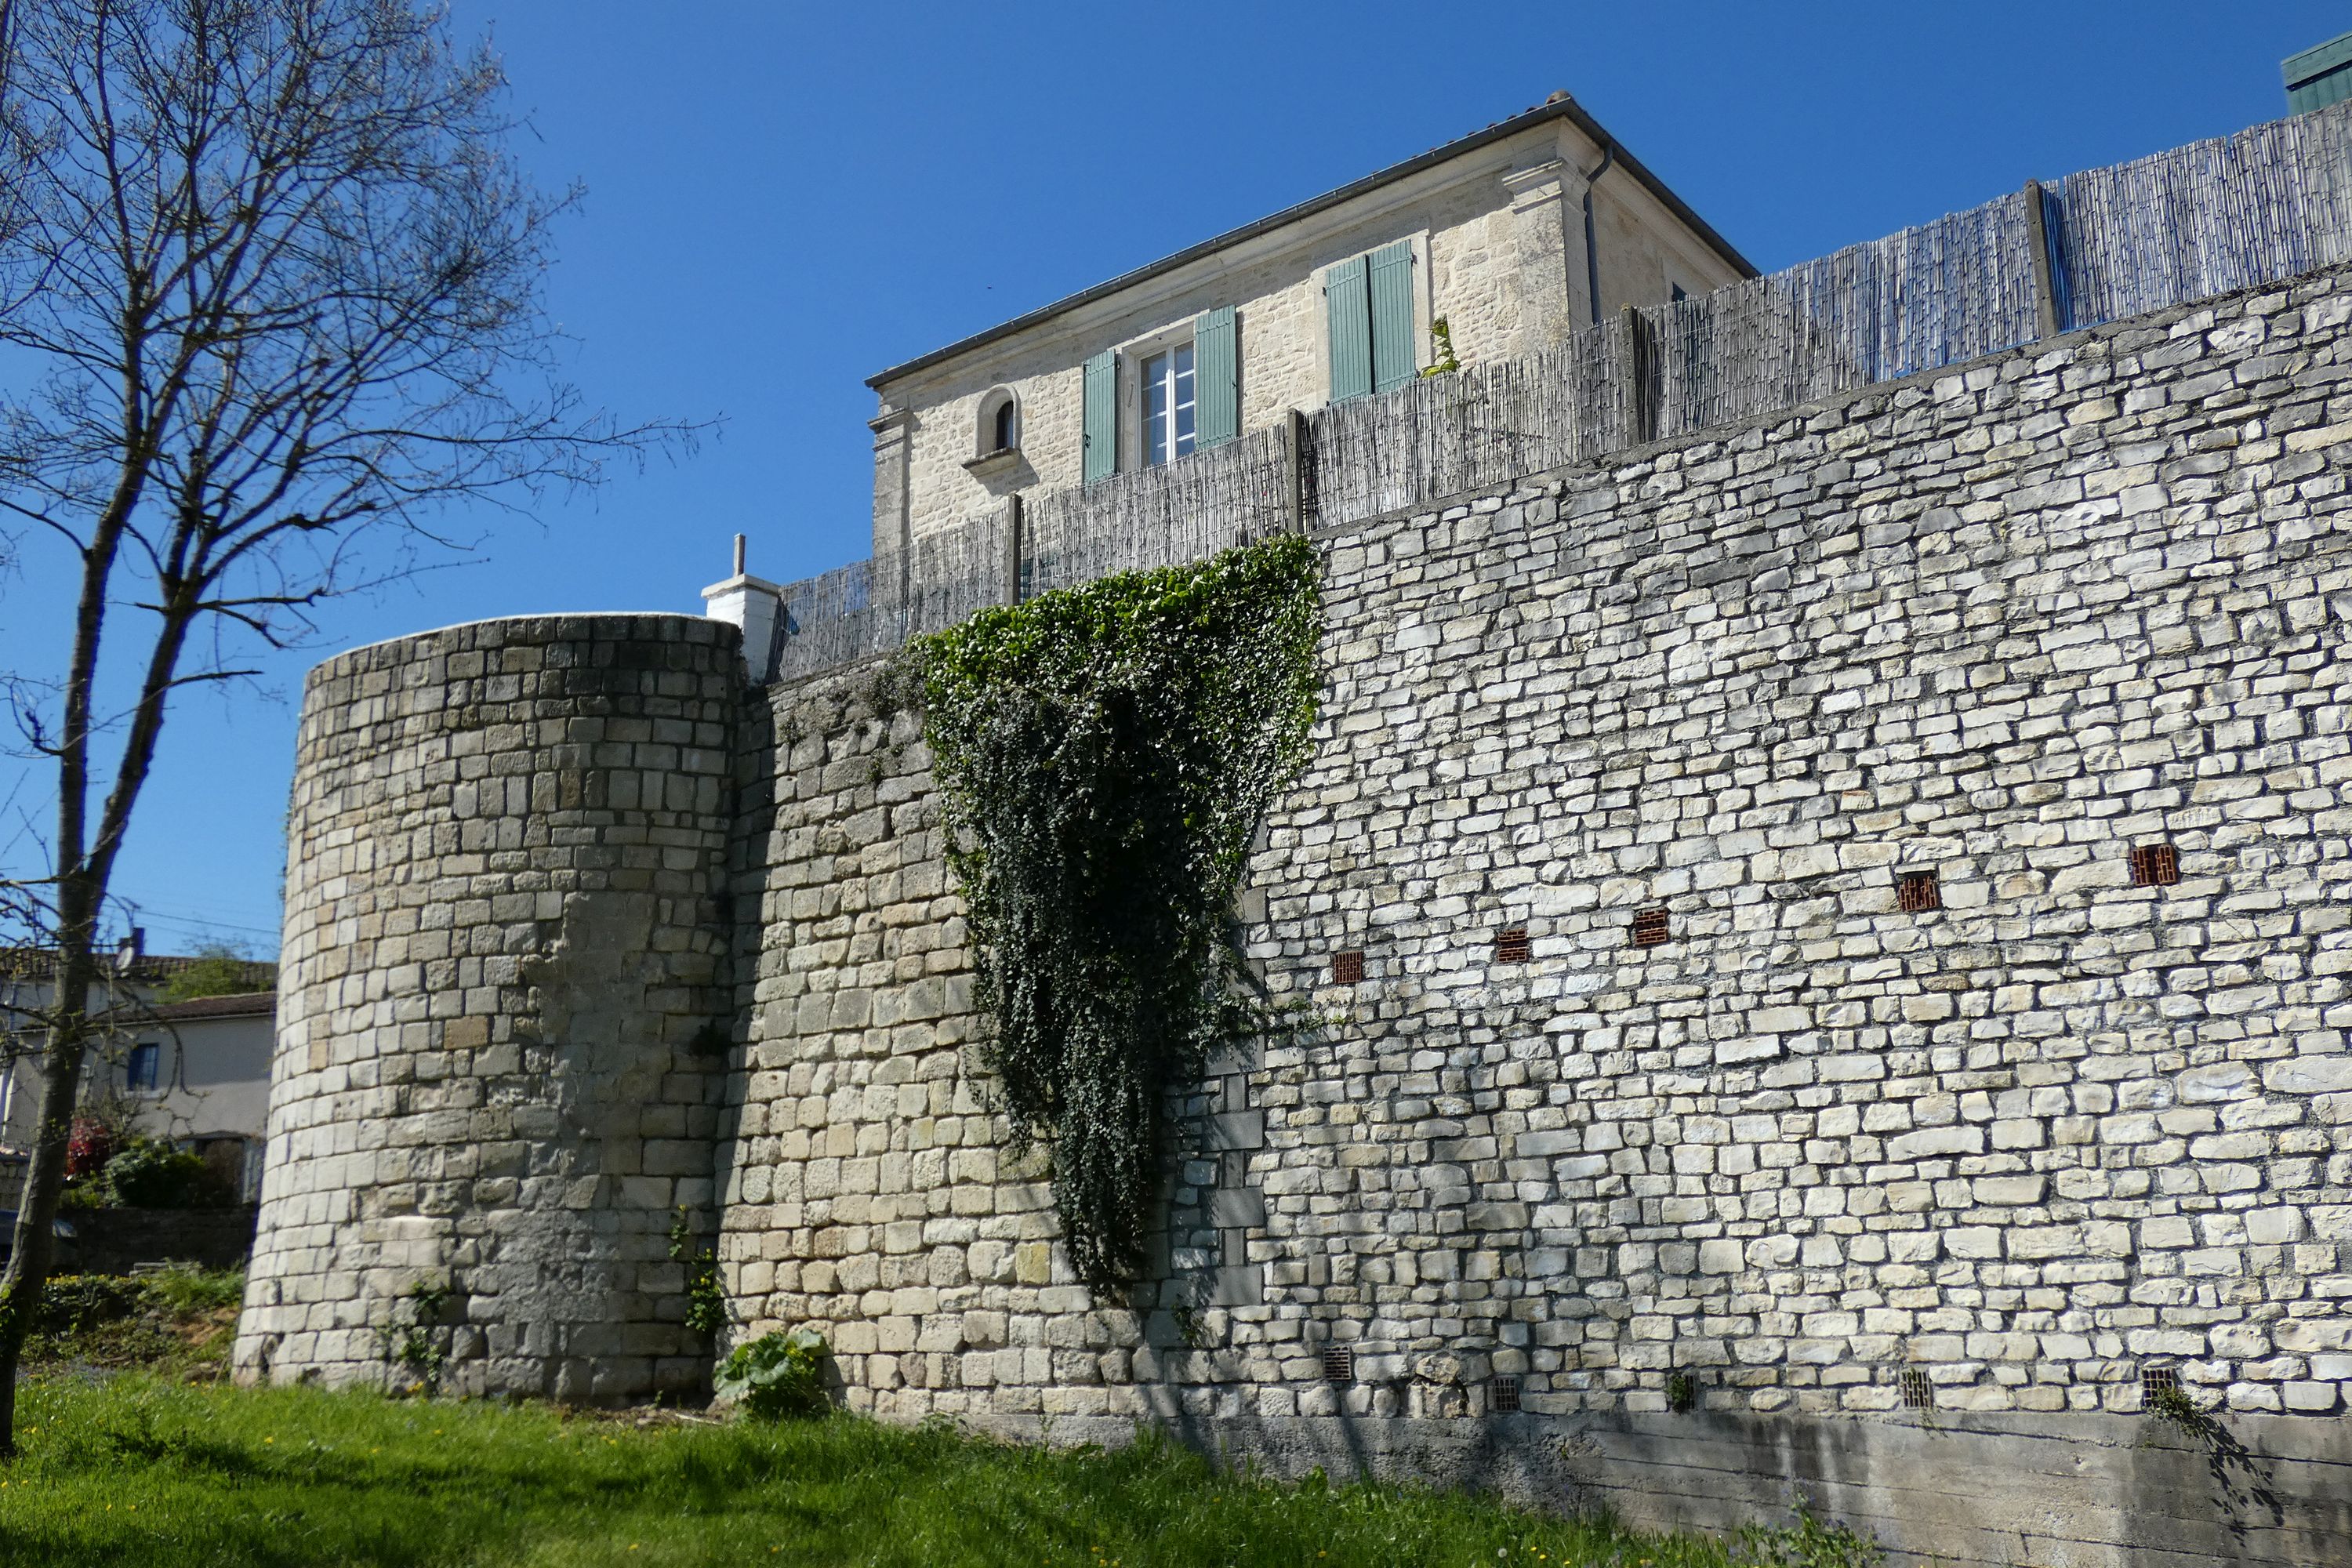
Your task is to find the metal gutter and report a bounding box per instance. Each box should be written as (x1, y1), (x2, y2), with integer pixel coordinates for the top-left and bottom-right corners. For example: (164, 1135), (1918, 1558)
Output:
(866, 94), (1756, 390)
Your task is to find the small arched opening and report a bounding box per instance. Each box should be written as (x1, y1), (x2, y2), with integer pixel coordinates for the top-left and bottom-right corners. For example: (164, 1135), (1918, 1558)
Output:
(977, 387), (1019, 456)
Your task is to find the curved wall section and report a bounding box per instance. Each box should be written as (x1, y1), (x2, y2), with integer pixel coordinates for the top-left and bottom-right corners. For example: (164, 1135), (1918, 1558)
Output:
(234, 614), (742, 1402)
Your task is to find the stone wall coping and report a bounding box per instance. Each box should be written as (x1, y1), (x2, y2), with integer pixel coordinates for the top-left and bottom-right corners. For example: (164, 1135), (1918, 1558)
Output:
(305, 612), (739, 687)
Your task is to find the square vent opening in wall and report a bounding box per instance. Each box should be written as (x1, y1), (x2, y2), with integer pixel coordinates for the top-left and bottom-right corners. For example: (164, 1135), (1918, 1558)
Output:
(2141, 1365), (2180, 1403)
(1331, 949), (1365, 985)
(1632, 907), (1670, 948)
(1900, 1367), (1933, 1410)
(1896, 870), (1942, 913)
(2129, 844), (2180, 887)
(1493, 926), (1530, 964)
(1490, 1374), (1521, 1414)
(1322, 1348), (1355, 1384)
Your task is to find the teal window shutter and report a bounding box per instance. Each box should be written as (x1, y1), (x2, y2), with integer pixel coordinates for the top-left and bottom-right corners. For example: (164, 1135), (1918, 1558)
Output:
(1325, 254), (1371, 403)
(1082, 349), (1117, 482)
(1369, 240), (1416, 393)
(1194, 306), (1238, 448)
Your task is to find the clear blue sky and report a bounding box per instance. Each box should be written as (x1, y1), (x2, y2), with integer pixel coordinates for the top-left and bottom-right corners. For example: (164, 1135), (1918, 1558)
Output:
(3, 1), (2346, 956)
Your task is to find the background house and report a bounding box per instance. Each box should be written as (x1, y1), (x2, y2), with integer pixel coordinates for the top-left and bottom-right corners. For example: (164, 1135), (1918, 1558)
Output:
(0, 942), (277, 1210)
(866, 92), (1751, 554)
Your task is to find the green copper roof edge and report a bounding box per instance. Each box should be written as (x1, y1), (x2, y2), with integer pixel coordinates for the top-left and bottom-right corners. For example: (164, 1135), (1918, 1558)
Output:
(2284, 31), (2352, 88)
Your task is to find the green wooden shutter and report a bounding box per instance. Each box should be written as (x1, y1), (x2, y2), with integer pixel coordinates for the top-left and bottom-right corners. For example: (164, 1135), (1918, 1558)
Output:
(1369, 240), (1416, 393)
(1082, 348), (1116, 483)
(1325, 254), (1371, 403)
(1194, 305), (1238, 448)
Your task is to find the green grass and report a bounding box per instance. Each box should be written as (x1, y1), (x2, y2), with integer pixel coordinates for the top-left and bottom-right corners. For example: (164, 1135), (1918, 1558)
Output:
(0, 1376), (1753, 1568)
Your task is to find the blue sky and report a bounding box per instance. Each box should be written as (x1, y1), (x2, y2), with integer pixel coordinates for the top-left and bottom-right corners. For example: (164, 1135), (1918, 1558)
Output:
(4, 1), (2347, 955)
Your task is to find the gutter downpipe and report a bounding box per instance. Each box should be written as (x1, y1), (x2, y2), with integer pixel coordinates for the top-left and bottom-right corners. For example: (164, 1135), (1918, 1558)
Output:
(1581, 142), (1616, 325)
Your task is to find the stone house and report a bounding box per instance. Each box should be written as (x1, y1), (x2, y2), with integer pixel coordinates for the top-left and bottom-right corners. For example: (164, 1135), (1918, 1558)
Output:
(866, 92), (1752, 553)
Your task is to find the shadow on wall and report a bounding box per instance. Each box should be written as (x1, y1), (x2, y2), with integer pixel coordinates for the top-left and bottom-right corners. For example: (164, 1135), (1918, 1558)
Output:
(1146, 1390), (1599, 1510)
(1124, 1401), (2342, 1566)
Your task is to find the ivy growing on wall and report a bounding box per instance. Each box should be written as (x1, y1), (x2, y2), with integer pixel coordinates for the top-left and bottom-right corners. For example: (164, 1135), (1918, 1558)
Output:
(912, 534), (1323, 1288)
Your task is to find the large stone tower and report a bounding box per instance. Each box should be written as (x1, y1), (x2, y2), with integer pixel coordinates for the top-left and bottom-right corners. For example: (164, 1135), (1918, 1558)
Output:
(233, 614), (742, 1401)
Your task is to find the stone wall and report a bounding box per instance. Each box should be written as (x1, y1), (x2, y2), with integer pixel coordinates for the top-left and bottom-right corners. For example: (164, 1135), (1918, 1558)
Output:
(48, 1206), (258, 1275)
(709, 268), (2352, 1564)
(234, 615), (741, 1402)
(241, 263), (2352, 1563)
(1253, 274), (2352, 1429)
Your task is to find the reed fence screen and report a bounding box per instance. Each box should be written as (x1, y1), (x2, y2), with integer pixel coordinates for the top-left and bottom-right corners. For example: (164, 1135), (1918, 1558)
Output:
(2049, 104), (2352, 331)
(762, 100), (2352, 682)
(1022, 424), (1291, 599)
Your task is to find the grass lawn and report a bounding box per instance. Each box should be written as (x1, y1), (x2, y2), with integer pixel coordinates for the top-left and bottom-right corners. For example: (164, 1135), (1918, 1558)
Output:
(4, 1273), (1877, 1567)
(0, 1376), (1778, 1568)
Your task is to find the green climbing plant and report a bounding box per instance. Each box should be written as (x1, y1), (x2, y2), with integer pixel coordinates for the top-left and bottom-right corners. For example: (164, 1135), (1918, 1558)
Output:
(912, 534), (1323, 1288)
(377, 1277), (453, 1394)
(670, 1207), (726, 1341)
(1419, 315), (1461, 376)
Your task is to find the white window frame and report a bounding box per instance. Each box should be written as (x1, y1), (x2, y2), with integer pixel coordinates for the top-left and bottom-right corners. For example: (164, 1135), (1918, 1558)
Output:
(1115, 318), (1196, 474)
(1137, 343), (1199, 469)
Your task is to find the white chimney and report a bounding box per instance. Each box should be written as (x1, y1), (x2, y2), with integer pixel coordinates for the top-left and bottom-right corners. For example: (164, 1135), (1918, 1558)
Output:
(701, 532), (785, 680)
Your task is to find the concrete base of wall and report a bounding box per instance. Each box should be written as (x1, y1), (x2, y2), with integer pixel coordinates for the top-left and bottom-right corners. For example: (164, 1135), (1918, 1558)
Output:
(962, 1406), (2351, 1567)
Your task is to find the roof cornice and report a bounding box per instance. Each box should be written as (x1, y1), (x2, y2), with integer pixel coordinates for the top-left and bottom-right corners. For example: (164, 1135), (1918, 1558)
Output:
(867, 94), (1755, 391)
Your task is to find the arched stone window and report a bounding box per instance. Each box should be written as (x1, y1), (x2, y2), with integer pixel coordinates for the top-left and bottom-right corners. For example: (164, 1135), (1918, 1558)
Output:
(978, 387), (1019, 456)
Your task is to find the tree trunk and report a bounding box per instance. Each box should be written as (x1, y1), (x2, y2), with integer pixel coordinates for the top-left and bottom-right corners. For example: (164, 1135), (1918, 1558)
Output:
(0, 911), (97, 1457)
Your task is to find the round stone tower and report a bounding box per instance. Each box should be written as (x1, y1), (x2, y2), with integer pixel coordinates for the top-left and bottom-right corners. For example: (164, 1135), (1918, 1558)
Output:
(234, 614), (742, 1403)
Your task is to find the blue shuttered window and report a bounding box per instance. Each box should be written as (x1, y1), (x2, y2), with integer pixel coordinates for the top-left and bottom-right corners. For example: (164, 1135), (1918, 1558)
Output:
(1325, 253), (1372, 403)
(1082, 348), (1117, 483)
(1193, 306), (1239, 448)
(1368, 240), (1416, 393)
(1327, 241), (1415, 401)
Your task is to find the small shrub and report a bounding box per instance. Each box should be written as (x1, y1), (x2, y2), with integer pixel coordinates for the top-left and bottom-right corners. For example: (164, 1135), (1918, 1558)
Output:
(58, 1179), (111, 1211)
(1737, 1497), (1885, 1568)
(28, 1267), (245, 1376)
(103, 1141), (230, 1208)
(713, 1327), (830, 1420)
(34, 1274), (147, 1334)
(158, 942), (269, 1003)
(143, 1263), (246, 1316)
(379, 1277), (455, 1393)
(65, 1116), (117, 1179)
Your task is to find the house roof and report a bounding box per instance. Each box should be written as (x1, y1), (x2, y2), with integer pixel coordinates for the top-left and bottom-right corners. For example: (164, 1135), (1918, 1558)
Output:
(0, 947), (277, 991)
(868, 93), (1756, 391)
(145, 991), (276, 1022)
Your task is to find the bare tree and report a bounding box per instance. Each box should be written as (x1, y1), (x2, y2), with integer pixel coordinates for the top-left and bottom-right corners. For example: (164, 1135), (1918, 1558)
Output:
(0, 0), (690, 1451)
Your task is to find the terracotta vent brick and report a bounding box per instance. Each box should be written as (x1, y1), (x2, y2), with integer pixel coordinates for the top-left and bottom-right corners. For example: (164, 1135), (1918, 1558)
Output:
(1493, 925), (1531, 964)
(1632, 907), (1671, 948)
(2129, 844), (2180, 887)
(1490, 1374), (1521, 1414)
(1322, 1347), (1355, 1384)
(1331, 949), (1365, 985)
(1895, 870), (1942, 913)
(2141, 1365), (2180, 1403)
